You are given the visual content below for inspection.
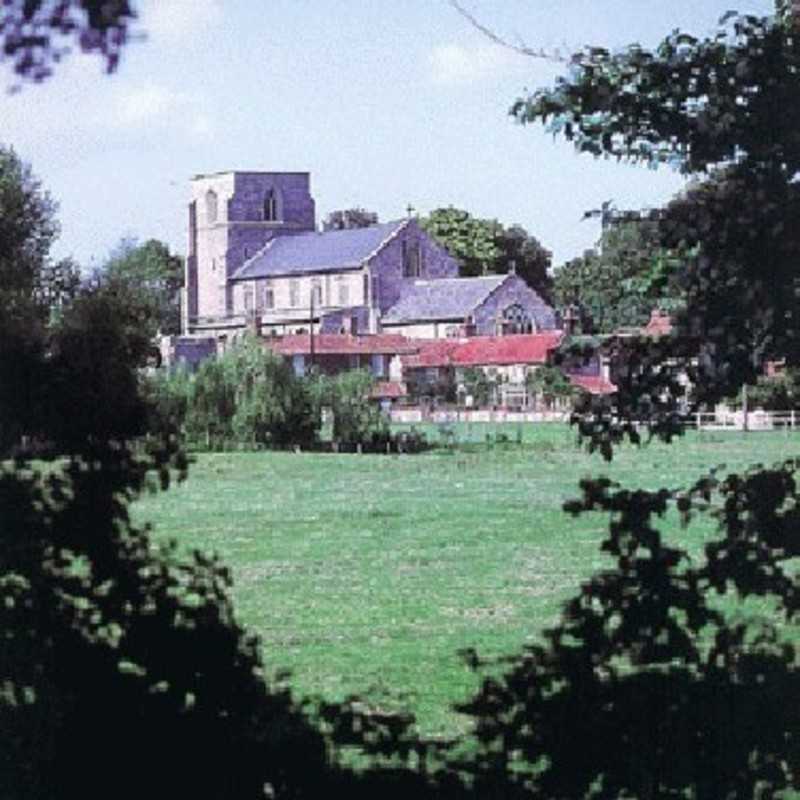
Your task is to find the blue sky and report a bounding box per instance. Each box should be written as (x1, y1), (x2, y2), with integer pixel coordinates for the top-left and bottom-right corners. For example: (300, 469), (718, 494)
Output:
(2, 0), (774, 271)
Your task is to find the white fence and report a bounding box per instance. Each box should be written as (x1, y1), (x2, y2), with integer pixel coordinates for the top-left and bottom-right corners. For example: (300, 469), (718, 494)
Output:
(688, 410), (800, 431)
(390, 407), (800, 430)
(390, 408), (571, 424)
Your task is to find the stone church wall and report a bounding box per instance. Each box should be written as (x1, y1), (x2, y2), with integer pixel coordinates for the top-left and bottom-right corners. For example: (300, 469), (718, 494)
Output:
(369, 219), (459, 316)
(471, 275), (558, 335)
(189, 171), (316, 324)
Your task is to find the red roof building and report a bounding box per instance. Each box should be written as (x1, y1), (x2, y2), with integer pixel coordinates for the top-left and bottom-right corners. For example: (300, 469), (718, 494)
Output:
(450, 332), (564, 367)
(263, 333), (417, 356)
(400, 339), (461, 369)
(401, 332), (563, 370)
(568, 374), (617, 395)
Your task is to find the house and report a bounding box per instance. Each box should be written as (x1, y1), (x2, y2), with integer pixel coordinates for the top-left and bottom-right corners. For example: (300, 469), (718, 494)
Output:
(401, 332), (567, 408)
(261, 333), (414, 381)
(182, 171), (557, 342)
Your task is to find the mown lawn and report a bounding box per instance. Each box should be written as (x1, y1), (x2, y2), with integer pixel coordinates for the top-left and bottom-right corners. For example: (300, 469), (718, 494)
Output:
(131, 425), (800, 737)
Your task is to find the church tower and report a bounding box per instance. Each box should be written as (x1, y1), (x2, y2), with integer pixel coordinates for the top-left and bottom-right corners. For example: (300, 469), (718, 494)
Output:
(184, 171), (315, 333)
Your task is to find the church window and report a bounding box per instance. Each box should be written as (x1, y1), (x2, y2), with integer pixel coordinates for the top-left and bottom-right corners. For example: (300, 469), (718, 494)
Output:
(206, 189), (218, 223)
(264, 188), (280, 222)
(289, 279), (300, 307)
(243, 284), (254, 313)
(337, 277), (349, 306)
(263, 282), (275, 310)
(363, 273), (369, 304)
(501, 303), (534, 335)
(311, 278), (322, 307)
(402, 239), (422, 278)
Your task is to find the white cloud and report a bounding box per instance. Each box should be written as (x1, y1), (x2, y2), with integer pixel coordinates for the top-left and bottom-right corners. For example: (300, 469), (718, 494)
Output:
(116, 84), (174, 124)
(430, 42), (527, 85)
(105, 83), (216, 138)
(189, 112), (214, 139)
(140, 0), (222, 42)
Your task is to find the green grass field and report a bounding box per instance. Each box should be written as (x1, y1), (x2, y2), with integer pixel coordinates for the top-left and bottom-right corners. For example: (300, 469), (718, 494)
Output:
(131, 425), (800, 737)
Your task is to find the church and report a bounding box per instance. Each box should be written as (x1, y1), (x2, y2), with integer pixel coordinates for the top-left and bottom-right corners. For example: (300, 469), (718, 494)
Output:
(183, 170), (557, 341)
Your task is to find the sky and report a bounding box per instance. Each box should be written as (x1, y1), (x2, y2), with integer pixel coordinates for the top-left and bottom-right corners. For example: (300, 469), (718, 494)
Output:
(1, 0), (775, 272)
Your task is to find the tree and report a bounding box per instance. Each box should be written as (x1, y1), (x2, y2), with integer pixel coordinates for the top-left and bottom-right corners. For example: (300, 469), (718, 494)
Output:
(0, 0), (136, 86)
(553, 219), (684, 334)
(0, 155), (367, 799)
(95, 237), (183, 338)
(0, 145), (83, 451)
(322, 208), (379, 231)
(460, 366), (495, 407)
(420, 207), (552, 299)
(506, 3), (800, 448)
(420, 207), (500, 277)
(315, 369), (387, 448)
(0, 145), (60, 307)
(159, 336), (321, 450)
(493, 223), (553, 302)
(456, 463), (799, 799)
(525, 364), (576, 409)
(433, 6), (800, 799)
(229, 337), (319, 448)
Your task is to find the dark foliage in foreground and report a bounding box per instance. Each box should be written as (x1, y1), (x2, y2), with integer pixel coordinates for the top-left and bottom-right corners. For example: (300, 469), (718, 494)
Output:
(1, 4), (798, 798)
(453, 462), (798, 798)
(515, 4), (800, 456)
(0, 0), (136, 86)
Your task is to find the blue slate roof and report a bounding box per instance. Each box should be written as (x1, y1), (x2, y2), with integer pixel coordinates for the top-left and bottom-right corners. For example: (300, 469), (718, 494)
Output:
(382, 275), (508, 323)
(231, 220), (408, 279)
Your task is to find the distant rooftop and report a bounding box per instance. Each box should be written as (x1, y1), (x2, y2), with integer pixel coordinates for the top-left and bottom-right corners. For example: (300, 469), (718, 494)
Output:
(402, 332), (564, 368)
(383, 275), (507, 324)
(231, 220), (409, 279)
(191, 170), (310, 180)
(262, 333), (417, 356)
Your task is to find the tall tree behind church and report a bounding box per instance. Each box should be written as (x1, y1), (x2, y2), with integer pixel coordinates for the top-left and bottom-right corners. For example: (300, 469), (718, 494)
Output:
(322, 208), (379, 231)
(420, 207), (552, 300)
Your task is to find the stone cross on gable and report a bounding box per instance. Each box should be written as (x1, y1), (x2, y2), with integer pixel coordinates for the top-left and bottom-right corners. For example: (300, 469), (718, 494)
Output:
(405, 203), (416, 218)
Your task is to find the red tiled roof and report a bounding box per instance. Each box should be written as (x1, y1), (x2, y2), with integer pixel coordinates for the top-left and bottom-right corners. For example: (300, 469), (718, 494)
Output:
(568, 374), (617, 395)
(450, 332), (563, 367)
(401, 339), (462, 369)
(370, 381), (407, 399)
(263, 333), (417, 356)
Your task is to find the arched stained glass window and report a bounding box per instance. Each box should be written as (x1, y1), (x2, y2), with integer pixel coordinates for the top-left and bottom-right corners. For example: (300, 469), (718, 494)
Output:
(502, 303), (535, 335)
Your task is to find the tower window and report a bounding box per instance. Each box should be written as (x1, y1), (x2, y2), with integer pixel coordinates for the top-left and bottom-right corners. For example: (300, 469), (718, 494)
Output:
(264, 189), (279, 221)
(206, 189), (218, 223)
